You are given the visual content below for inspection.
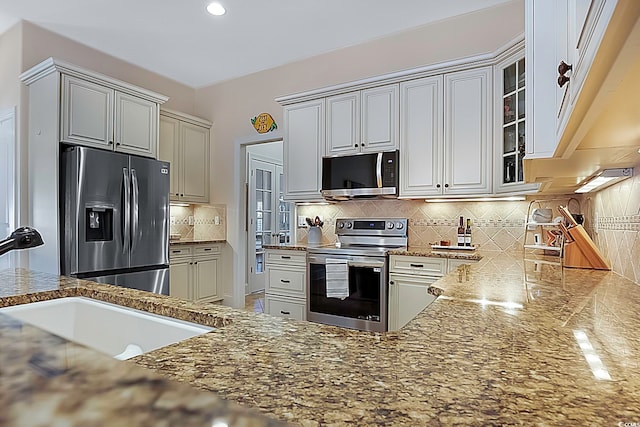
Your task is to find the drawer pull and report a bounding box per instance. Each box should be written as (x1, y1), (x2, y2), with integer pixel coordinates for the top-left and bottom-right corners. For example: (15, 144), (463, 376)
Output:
(280, 310), (291, 315)
(410, 264), (424, 268)
(281, 255), (291, 259)
(280, 279), (291, 284)
(172, 250), (182, 254)
(204, 248), (212, 251)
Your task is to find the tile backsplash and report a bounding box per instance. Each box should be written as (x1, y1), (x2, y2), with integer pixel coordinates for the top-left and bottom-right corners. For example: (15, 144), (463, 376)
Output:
(170, 204), (226, 241)
(296, 197), (578, 252)
(585, 171), (640, 285)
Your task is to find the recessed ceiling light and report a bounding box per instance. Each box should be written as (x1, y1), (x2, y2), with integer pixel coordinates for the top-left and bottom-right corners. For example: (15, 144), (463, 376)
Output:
(206, 2), (226, 16)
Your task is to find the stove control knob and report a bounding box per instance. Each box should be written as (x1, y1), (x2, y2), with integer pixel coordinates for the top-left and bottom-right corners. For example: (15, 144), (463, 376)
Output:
(337, 222), (345, 229)
(346, 222), (353, 229)
(387, 222), (394, 229)
(395, 222), (404, 230)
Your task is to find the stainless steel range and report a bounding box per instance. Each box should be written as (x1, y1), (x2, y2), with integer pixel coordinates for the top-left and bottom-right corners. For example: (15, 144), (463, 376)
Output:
(307, 218), (408, 332)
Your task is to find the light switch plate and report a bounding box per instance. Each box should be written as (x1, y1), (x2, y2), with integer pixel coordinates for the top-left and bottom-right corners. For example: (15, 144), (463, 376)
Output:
(297, 216), (307, 227)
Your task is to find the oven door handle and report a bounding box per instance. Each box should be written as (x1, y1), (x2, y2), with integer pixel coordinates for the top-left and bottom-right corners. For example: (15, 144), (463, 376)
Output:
(347, 260), (385, 269)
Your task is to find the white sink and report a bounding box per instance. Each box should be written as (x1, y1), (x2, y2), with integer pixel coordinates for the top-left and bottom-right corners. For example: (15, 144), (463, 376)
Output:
(0, 297), (213, 359)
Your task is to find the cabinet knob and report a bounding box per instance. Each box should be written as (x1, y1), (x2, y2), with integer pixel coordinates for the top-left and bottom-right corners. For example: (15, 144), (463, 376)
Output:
(389, 280), (395, 285)
(108, 141), (113, 145)
(354, 143), (359, 147)
(558, 61), (572, 76)
(181, 194), (184, 197)
(436, 184), (441, 188)
(557, 75), (570, 88)
(444, 184), (449, 188)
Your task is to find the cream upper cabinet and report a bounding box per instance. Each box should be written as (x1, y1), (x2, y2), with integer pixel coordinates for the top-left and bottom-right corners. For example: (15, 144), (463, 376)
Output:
(283, 99), (324, 201)
(400, 68), (492, 198)
(61, 75), (159, 158)
(525, 0), (617, 160)
(159, 109), (211, 204)
(443, 67), (492, 196)
(325, 84), (398, 156)
(399, 75), (444, 197)
(114, 91), (157, 157)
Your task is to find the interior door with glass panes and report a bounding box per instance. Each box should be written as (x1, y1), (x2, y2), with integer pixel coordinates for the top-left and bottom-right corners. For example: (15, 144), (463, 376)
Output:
(502, 56), (526, 187)
(248, 156), (292, 293)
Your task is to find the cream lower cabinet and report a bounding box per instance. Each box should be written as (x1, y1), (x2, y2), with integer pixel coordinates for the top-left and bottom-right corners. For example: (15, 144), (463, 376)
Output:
(388, 255), (478, 331)
(264, 249), (307, 320)
(169, 243), (222, 303)
(159, 109), (211, 204)
(388, 255), (445, 331)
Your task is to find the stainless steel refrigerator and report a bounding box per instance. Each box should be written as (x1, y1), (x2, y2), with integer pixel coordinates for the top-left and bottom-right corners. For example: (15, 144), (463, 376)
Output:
(60, 146), (170, 295)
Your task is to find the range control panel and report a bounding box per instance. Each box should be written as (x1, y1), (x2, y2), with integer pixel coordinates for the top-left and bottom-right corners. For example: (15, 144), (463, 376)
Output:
(335, 218), (407, 237)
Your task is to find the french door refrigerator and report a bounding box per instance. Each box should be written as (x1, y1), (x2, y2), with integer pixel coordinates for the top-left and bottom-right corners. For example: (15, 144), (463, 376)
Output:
(60, 146), (170, 295)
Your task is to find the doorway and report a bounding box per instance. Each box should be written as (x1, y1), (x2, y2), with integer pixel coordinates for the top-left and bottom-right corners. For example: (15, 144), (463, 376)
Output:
(246, 142), (292, 294)
(0, 108), (16, 270)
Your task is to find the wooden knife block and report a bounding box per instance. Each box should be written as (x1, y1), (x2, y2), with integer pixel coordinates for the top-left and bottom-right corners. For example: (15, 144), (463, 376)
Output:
(563, 224), (610, 270)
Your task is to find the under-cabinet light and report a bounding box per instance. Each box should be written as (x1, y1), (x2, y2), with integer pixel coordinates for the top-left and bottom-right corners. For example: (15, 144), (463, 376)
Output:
(170, 202), (190, 207)
(425, 196), (526, 203)
(574, 168), (633, 193)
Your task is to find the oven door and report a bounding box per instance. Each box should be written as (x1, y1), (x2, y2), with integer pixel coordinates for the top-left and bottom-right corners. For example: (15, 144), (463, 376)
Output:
(307, 252), (387, 332)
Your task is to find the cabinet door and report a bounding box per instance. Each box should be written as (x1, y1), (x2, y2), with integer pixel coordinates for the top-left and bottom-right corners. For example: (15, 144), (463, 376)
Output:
(61, 75), (113, 148)
(283, 99), (324, 201)
(326, 92), (360, 155)
(169, 260), (191, 300)
(159, 115), (181, 200)
(444, 67), (492, 195)
(389, 273), (437, 331)
(399, 76), (444, 197)
(361, 84), (399, 152)
(194, 256), (219, 302)
(114, 92), (158, 158)
(181, 122), (210, 203)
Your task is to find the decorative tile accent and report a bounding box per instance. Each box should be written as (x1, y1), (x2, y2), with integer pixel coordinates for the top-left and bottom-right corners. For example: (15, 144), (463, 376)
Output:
(170, 204), (226, 241)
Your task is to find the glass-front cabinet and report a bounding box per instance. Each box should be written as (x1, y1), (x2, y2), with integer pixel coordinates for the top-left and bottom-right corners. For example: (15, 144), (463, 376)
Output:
(494, 48), (539, 194)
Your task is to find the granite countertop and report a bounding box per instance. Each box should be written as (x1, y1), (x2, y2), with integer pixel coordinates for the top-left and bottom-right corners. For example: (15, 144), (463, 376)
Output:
(2, 250), (640, 425)
(263, 244), (483, 260)
(170, 238), (226, 245)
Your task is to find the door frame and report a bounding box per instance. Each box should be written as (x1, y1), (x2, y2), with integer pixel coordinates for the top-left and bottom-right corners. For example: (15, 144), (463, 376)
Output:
(0, 107), (17, 269)
(231, 131), (289, 308)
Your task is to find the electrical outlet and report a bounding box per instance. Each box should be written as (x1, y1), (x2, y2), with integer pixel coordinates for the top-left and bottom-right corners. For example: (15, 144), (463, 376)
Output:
(188, 216), (194, 226)
(170, 216), (176, 225)
(298, 216), (307, 227)
(214, 216), (220, 225)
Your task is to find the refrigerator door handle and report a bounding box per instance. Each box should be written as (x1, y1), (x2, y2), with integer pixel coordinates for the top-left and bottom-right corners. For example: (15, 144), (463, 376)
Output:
(131, 168), (139, 253)
(122, 167), (130, 254)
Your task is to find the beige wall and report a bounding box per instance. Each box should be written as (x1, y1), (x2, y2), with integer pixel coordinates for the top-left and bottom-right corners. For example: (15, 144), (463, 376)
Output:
(20, 21), (197, 114)
(0, 23), (22, 111)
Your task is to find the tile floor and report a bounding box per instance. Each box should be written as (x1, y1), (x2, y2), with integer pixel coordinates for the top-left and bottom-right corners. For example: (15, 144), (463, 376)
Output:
(245, 291), (264, 313)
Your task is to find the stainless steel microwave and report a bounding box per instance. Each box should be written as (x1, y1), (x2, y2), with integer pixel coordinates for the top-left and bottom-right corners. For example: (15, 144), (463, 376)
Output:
(321, 150), (399, 201)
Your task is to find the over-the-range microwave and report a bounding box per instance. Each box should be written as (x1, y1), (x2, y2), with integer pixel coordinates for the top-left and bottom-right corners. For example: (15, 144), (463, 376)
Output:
(321, 150), (399, 201)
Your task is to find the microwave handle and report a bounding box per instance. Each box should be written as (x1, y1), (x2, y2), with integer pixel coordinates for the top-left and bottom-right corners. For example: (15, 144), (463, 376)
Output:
(376, 152), (383, 188)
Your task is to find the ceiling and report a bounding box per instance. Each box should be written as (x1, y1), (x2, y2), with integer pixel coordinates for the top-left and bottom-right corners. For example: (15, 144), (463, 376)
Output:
(0, 0), (514, 88)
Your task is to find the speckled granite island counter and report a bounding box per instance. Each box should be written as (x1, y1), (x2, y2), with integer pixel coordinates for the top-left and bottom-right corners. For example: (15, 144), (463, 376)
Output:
(3, 249), (640, 426)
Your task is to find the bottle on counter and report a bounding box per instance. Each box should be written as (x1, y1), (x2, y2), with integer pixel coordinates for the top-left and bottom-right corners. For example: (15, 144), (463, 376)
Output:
(465, 218), (472, 247)
(457, 216), (465, 247)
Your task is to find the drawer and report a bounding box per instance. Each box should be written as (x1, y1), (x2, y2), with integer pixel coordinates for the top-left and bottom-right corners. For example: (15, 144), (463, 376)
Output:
(389, 255), (446, 276)
(265, 294), (306, 321)
(265, 250), (306, 266)
(266, 266), (306, 296)
(169, 246), (192, 259)
(193, 244), (221, 257)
